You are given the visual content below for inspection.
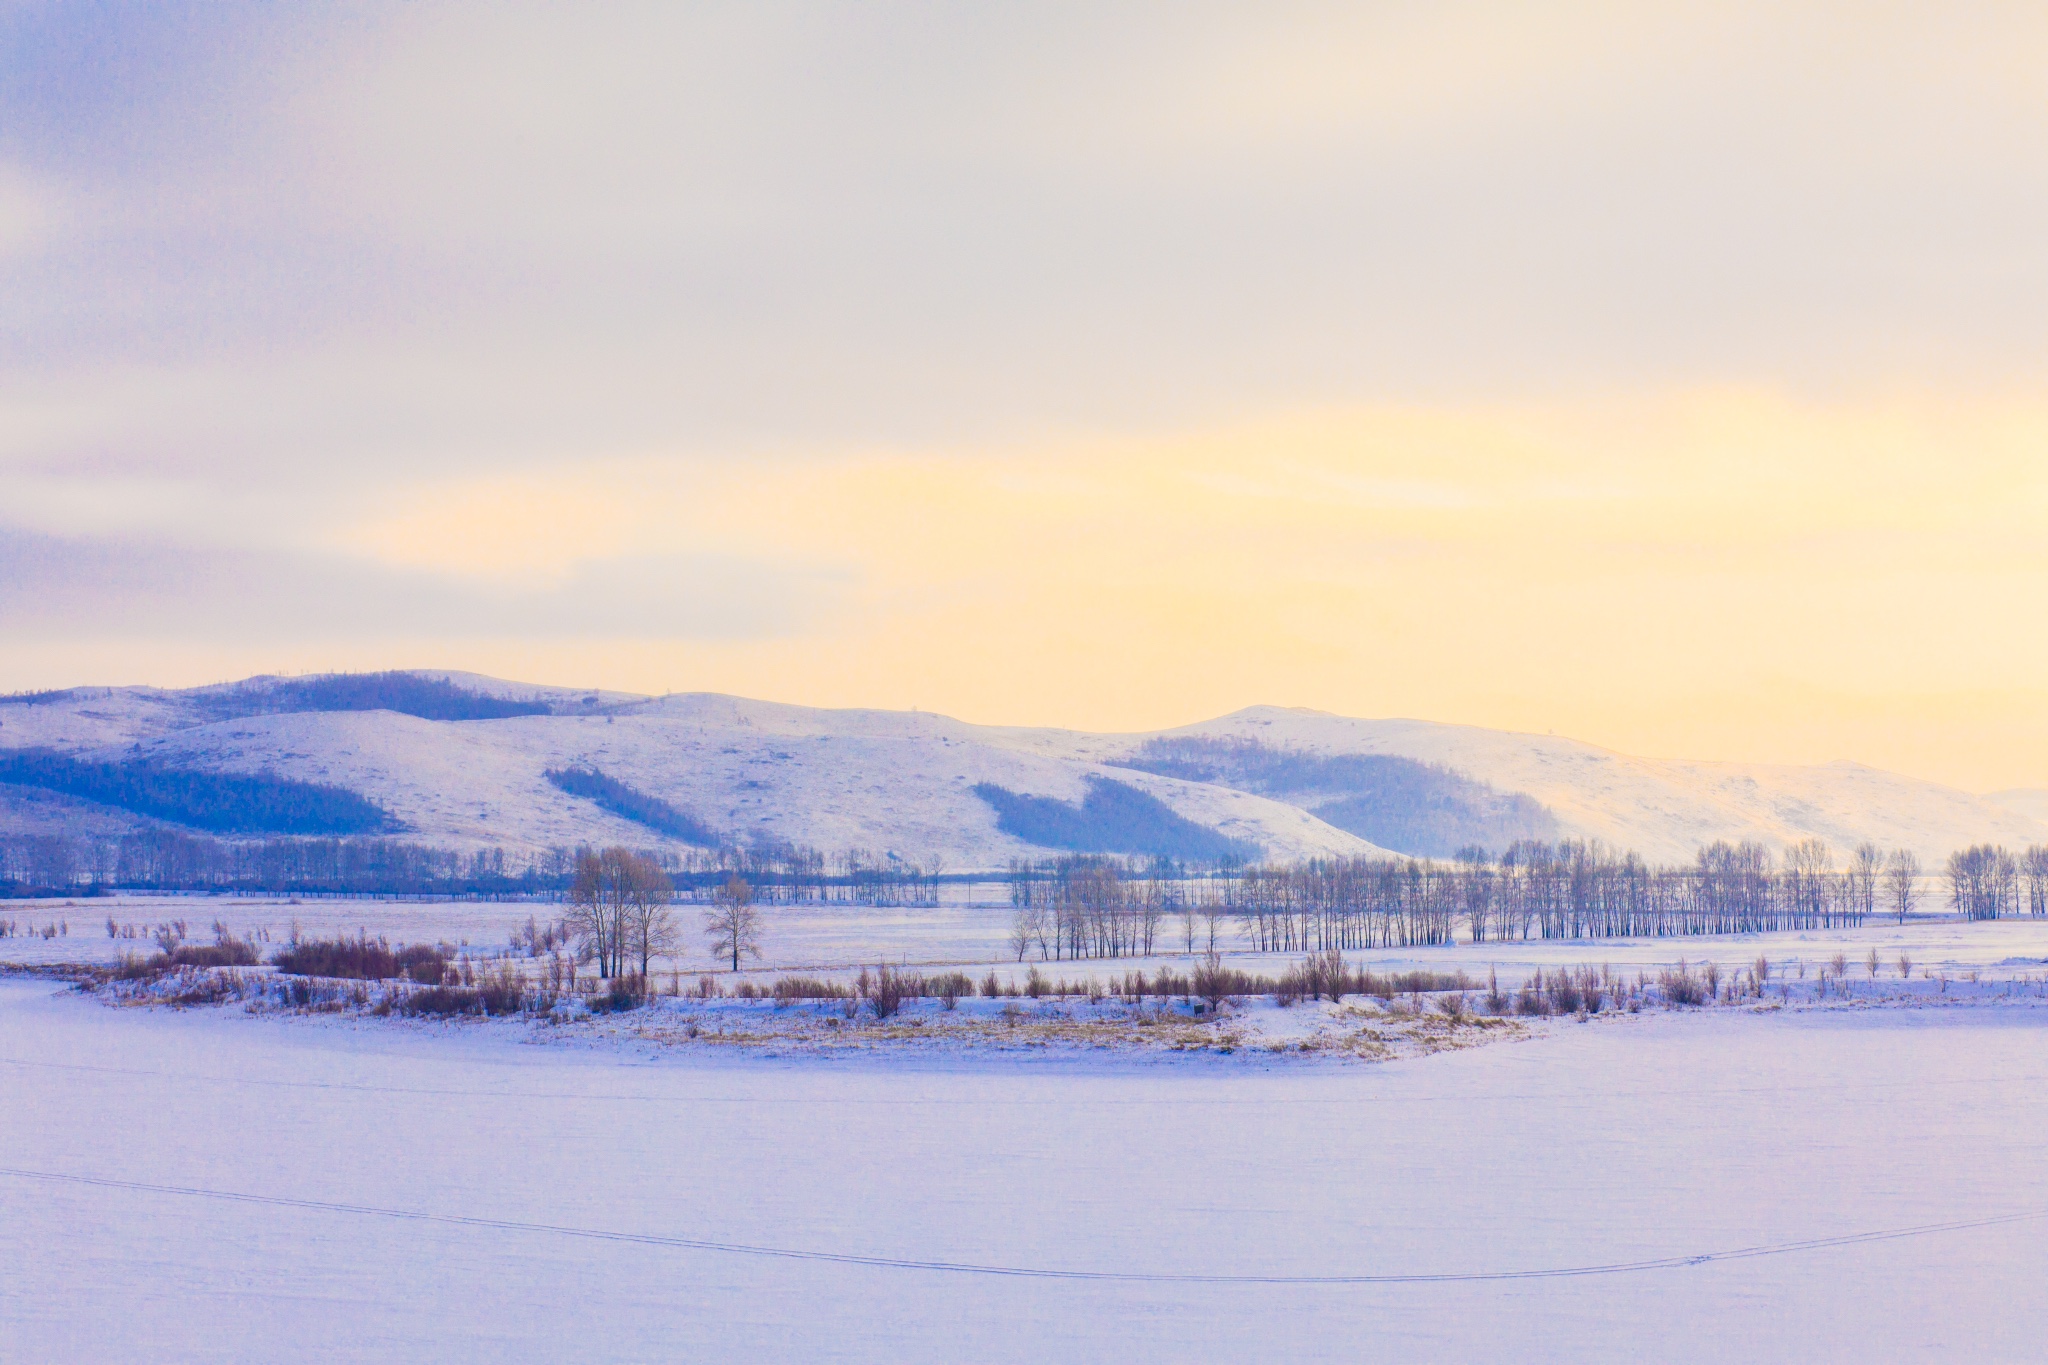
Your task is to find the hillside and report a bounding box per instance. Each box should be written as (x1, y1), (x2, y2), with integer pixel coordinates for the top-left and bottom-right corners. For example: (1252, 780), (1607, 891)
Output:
(1, 675), (2040, 869)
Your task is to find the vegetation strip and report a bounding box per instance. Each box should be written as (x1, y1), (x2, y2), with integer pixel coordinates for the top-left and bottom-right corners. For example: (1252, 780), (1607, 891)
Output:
(4, 1165), (2043, 1282)
(0, 748), (394, 836)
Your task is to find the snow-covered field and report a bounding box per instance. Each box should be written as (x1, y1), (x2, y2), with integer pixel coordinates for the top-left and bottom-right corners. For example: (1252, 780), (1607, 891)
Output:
(12, 897), (2048, 1354)
(6, 975), (2048, 1361)
(11, 891), (2048, 991)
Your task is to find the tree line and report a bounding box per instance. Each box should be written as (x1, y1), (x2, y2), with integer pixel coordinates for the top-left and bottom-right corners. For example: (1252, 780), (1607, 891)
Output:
(1002, 838), (2048, 960)
(0, 828), (947, 903)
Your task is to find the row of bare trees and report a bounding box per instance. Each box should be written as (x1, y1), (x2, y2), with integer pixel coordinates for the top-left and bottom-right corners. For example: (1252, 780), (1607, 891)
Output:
(1007, 858), (1182, 961)
(576, 840), (945, 906)
(1002, 839), (2048, 959)
(1457, 839), (1916, 941)
(1946, 844), (2048, 920)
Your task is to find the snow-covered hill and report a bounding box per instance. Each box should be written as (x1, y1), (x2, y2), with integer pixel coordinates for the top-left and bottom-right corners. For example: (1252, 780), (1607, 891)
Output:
(1108, 707), (2046, 865)
(0, 681), (1385, 868)
(1, 677), (2039, 868)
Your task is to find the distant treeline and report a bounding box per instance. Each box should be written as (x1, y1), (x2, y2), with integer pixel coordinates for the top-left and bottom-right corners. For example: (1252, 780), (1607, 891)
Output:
(2, 672), (556, 723)
(0, 829), (952, 902)
(200, 672), (552, 723)
(0, 831), (546, 897)
(0, 749), (396, 835)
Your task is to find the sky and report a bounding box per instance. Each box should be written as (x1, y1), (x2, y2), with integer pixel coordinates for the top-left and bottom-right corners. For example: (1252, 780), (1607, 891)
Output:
(5, 2), (2048, 790)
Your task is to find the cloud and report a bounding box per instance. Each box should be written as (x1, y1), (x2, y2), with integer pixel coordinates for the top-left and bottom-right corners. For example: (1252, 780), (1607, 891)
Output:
(5, 4), (2048, 786)
(0, 526), (839, 642)
(5, 2), (2048, 491)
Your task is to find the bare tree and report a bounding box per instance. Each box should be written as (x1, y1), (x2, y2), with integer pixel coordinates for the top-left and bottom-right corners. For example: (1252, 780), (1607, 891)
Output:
(705, 874), (762, 972)
(2023, 846), (2048, 918)
(1198, 877), (1228, 954)
(567, 847), (623, 978)
(1008, 901), (1045, 962)
(1884, 848), (1921, 925)
(1948, 844), (2019, 921)
(623, 857), (677, 978)
(1848, 842), (1882, 924)
(1784, 838), (1834, 927)
(567, 846), (674, 979)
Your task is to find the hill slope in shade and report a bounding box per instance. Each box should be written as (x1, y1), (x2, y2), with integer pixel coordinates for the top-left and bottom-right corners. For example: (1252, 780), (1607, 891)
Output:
(1, 676), (2039, 868)
(973, 777), (1261, 862)
(1110, 735), (1559, 857)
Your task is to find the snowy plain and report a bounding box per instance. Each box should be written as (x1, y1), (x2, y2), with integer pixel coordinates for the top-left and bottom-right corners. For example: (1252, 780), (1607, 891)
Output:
(7, 973), (2048, 1361)
(11, 890), (2048, 992)
(13, 894), (2048, 1358)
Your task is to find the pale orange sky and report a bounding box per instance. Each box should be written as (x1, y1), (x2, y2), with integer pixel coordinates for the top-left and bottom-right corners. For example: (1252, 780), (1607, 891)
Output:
(6, 5), (2048, 790)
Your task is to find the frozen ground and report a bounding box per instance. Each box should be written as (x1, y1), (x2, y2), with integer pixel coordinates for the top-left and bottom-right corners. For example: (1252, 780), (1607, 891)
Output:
(5, 977), (2048, 1361)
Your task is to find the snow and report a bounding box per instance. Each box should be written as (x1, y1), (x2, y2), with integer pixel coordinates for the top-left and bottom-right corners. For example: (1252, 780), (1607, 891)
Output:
(6, 976), (2048, 1361)
(8, 675), (2044, 868)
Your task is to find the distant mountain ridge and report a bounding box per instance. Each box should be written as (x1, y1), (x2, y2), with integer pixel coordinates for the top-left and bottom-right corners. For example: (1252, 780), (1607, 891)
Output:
(0, 672), (2039, 869)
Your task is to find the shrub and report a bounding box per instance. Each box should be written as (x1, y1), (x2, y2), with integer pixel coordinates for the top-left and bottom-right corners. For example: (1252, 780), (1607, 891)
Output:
(1273, 966), (1302, 1007)
(474, 966), (529, 1016)
(1548, 969), (1582, 1014)
(400, 946), (450, 985)
(591, 975), (645, 1013)
(401, 986), (480, 1016)
(931, 971), (972, 1008)
(1659, 962), (1707, 1007)
(164, 938), (261, 969)
(1301, 949), (1348, 1002)
(866, 964), (910, 1019)
(1192, 951), (1230, 1008)
(271, 936), (450, 982)
(772, 976), (851, 1002)
(163, 969), (240, 1006)
(112, 951), (163, 981)
(1581, 971), (1606, 1014)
